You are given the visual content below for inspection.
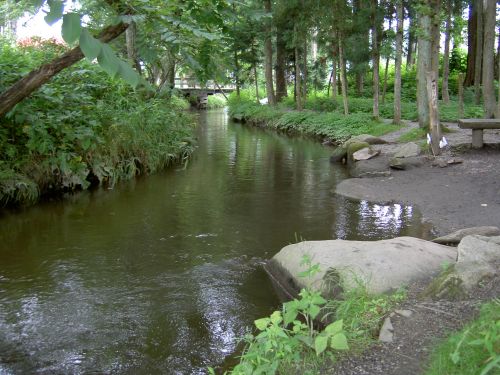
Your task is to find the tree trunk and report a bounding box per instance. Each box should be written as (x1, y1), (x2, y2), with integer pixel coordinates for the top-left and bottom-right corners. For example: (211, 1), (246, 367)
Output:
(263, 0), (276, 105)
(393, 0), (403, 124)
(125, 21), (141, 73)
(417, 0), (440, 129)
(0, 22), (128, 118)
(474, 0), (483, 104)
(458, 72), (464, 118)
(426, 71), (441, 155)
(464, 1), (477, 87)
(441, 0), (452, 104)
(338, 33), (349, 115)
(234, 50), (240, 97)
(295, 43), (302, 111)
(382, 14), (393, 104)
(302, 37), (308, 101)
(275, 24), (287, 102)
(482, 0), (496, 118)
(331, 62), (337, 101)
(371, 0), (380, 120)
(406, 3), (416, 69)
(253, 63), (259, 104)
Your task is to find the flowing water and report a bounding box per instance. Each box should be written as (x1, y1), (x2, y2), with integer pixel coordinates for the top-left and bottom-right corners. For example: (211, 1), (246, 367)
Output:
(0, 110), (429, 374)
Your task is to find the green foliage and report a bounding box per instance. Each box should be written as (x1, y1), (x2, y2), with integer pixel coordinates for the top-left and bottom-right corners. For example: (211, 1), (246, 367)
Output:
(426, 300), (500, 375)
(0, 38), (195, 206)
(206, 94), (227, 109)
(224, 256), (407, 374)
(228, 94), (400, 143)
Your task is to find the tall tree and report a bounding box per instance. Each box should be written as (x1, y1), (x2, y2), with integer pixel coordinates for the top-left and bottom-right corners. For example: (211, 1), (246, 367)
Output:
(406, 2), (417, 69)
(482, 0), (496, 118)
(393, 0), (403, 124)
(275, 22), (288, 102)
(263, 0), (276, 105)
(371, 0), (381, 119)
(441, 0), (452, 104)
(474, 0), (483, 104)
(416, 0), (440, 129)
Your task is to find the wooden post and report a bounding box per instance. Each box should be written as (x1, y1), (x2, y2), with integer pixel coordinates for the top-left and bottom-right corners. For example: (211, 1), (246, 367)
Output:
(458, 72), (464, 119)
(426, 71), (441, 155)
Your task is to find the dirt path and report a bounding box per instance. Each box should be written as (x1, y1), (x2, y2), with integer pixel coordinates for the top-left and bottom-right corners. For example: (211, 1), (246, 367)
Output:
(336, 122), (500, 236)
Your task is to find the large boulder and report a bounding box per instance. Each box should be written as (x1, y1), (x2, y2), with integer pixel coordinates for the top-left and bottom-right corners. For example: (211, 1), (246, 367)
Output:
(348, 134), (388, 145)
(347, 141), (370, 163)
(353, 147), (380, 161)
(350, 156), (391, 178)
(389, 156), (424, 170)
(424, 235), (500, 298)
(266, 237), (456, 298)
(455, 235), (500, 289)
(432, 226), (500, 245)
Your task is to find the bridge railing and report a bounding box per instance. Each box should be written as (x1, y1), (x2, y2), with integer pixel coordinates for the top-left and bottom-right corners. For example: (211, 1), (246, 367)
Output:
(174, 78), (235, 91)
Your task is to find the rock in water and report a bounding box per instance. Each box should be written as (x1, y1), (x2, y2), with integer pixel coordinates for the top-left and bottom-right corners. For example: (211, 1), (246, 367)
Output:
(393, 142), (421, 158)
(266, 237), (456, 298)
(432, 226), (500, 245)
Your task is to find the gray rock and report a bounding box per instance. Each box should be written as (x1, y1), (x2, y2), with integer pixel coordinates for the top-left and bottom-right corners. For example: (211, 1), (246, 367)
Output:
(432, 226), (500, 245)
(266, 237), (457, 298)
(330, 147), (348, 163)
(350, 156), (391, 178)
(379, 317), (394, 343)
(394, 142), (421, 158)
(389, 156), (424, 170)
(347, 141), (371, 163)
(395, 309), (413, 318)
(455, 235), (500, 289)
(353, 147), (380, 161)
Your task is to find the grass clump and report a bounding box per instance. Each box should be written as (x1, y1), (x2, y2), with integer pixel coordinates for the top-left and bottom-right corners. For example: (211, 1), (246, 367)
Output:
(426, 300), (500, 375)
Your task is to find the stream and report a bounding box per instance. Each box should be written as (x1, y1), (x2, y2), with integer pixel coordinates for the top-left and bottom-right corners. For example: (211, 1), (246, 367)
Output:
(0, 109), (428, 374)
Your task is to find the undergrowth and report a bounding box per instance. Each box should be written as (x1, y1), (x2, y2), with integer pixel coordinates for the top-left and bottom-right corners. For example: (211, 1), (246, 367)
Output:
(228, 98), (400, 143)
(426, 300), (500, 375)
(207, 94), (227, 109)
(216, 255), (406, 375)
(0, 37), (195, 207)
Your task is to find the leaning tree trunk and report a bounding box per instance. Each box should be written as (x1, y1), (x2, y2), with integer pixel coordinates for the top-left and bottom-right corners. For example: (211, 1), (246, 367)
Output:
(253, 63), (260, 104)
(393, 0), (403, 124)
(295, 44), (303, 111)
(382, 14), (393, 104)
(0, 22), (128, 118)
(482, 0), (496, 118)
(441, 0), (452, 104)
(263, 0), (276, 105)
(234, 49), (240, 97)
(474, 0), (483, 105)
(126, 20), (141, 73)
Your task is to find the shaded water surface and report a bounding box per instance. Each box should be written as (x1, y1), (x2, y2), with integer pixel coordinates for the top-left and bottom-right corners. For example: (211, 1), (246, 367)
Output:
(0, 110), (428, 374)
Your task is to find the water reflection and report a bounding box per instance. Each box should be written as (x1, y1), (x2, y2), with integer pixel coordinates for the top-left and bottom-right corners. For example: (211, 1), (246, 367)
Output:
(0, 110), (430, 374)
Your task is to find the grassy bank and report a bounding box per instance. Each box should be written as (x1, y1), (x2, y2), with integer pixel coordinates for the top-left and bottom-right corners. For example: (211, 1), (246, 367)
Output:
(0, 37), (195, 207)
(228, 97), (401, 144)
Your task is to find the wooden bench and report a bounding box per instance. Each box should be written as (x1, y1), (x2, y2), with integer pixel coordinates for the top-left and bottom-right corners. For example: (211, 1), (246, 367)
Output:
(458, 119), (500, 148)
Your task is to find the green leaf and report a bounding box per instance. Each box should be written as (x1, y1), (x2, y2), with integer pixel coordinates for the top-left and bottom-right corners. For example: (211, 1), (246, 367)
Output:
(314, 335), (328, 356)
(254, 318), (270, 331)
(330, 333), (349, 350)
(309, 304), (321, 319)
(62, 13), (82, 44)
(97, 44), (120, 77)
(118, 60), (140, 88)
(325, 320), (343, 336)
(44, 0), (64, 25)
(79, 29), (101, 60)
(270, 311), (282, 325)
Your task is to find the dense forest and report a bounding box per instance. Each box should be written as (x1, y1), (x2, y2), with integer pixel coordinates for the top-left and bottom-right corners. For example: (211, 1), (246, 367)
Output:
(0, 0), (499, 206)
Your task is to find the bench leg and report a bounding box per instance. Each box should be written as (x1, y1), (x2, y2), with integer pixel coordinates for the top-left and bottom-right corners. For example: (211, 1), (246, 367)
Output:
(471, 129), (483, 148)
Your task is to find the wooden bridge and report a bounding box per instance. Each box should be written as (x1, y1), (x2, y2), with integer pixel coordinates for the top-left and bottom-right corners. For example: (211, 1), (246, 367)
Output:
(174, 78), (235, 108)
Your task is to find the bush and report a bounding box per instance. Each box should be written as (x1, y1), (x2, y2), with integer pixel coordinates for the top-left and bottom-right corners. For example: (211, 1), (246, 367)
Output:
(0, 37), (195, 206)
(207, 94), (227, 109)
